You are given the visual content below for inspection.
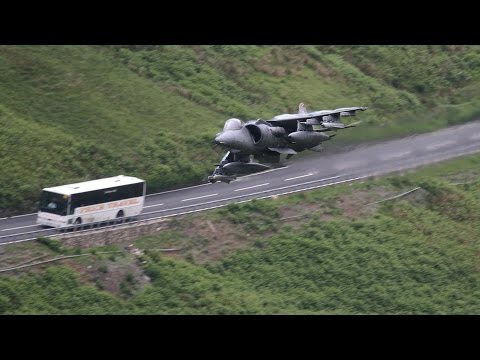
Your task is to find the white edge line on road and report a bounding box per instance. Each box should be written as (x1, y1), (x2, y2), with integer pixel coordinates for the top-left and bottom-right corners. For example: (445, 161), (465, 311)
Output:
(0, 227), (55, 240)
(0, 237), (40, 246)
(284, 173), (314, 181)
(379, 151), (412, 160)
(256, 176), (369, 200)
(181, 193), (219, 202)
(146, 182), (212, 197)
(238, 166), (289, 179)
(142, 175), (343, 216)
(234, 183), (270, 192)
(143, 203), (164, 208)
(146, 166), (288, 197)
(1, 224), (40, 232)
(51, 176), (370, 241)
(0, 212), (36, 221)
(425, 141), (455, 151)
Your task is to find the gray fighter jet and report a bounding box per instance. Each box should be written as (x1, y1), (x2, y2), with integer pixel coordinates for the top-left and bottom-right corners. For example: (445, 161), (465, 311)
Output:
(208, 103), (367, 183)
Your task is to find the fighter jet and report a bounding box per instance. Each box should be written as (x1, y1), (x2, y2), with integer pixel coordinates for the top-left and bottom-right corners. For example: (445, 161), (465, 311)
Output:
(208, 103), (367, 183)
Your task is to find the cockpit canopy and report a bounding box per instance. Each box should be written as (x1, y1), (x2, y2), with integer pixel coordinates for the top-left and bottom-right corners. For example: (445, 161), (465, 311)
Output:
(223, 118), (244, 131)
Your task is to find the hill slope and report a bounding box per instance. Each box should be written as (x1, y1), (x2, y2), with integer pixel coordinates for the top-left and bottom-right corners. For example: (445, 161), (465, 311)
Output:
(2, 45), (480, 214)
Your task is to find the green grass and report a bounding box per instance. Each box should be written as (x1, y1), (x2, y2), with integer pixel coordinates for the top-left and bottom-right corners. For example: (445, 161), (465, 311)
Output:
(3, 45), (480, 214)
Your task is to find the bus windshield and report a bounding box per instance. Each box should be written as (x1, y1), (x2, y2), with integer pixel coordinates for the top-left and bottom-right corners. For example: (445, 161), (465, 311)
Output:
(39, 191), (68, 216)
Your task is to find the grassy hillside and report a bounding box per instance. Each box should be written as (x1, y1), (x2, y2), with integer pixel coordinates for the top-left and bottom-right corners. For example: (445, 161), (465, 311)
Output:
(2, 45), (480, 214)
(2, 153), (480, 314)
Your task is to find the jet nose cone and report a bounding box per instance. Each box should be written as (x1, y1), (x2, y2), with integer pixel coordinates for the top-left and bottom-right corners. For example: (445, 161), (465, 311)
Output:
(215, 132), (234, 146)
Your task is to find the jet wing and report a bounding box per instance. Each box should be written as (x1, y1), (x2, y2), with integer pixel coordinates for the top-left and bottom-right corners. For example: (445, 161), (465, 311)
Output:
(267, 107), (368, 128)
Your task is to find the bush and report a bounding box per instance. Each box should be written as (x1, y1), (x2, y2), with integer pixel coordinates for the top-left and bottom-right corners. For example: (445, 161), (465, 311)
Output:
(36, 237), (62, 253)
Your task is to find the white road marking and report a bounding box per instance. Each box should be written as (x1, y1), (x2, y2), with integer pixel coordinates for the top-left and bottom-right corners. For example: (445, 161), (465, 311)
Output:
(0, 212), (36, 221)
(146, 183), (211, 197)
(234, 183), (270, 191)
(181, 193), (218, 202)
(142, 175), (344, 217)
(284, 173), (314, 181)
(0, 237), (39, 246)
(334, 160), (367, 171)
(470, 134), (480, 140)
(143, 203), (164, 208)
(311, 174), (342, 183)
(255, 175), (370, 202)
(1, 224), (39, 232)
(426, 141), (455, 151)
(143, 176), (371, 226)
(239, 166), (289, 179)
(379, 151), (412, 160)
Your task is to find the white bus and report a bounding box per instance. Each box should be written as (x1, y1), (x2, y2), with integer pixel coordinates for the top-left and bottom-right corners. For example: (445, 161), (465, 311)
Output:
(37, 175), (146, 228)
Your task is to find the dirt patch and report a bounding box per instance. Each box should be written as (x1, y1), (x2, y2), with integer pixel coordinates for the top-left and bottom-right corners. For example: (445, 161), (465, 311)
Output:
(279, 203), (313, 220)
(336, 187), (391, 220)
(65, 249), (150, 297)
(337, 193), (368, 219)
(278, 203), (332, 229)
(180, 217), (253, 263)
(405, 187), (429, 205)
(96, 260), (148, 297)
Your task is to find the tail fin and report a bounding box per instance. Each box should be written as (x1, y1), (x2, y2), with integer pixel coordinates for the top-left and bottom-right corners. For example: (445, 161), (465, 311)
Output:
(298, 102), (308, 114)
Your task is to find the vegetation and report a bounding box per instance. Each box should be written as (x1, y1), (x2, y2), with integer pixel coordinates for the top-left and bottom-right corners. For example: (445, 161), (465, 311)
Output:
(0, 266), (126, 314)
(3, 45), (480, 214)
(2, 153), (480, 314)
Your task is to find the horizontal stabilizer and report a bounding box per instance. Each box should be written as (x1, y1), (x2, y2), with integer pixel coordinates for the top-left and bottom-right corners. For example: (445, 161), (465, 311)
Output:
(339, 107), (368, 116)
(268, 147), (297, 155)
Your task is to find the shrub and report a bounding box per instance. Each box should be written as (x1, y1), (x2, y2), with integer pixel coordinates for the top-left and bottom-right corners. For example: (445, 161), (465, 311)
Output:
(36, 237), (62, 253)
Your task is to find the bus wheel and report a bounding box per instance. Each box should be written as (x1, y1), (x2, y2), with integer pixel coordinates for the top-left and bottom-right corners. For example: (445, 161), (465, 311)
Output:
(116, 210), (124, 223)
(73, 217), (82, 230)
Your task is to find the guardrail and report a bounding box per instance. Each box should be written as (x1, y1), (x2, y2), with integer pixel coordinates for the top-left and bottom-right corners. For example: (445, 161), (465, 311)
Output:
(0, 206), (205, 246)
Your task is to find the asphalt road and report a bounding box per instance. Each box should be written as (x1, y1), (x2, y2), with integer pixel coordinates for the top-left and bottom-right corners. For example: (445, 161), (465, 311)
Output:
(2, 120), (480, 245)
